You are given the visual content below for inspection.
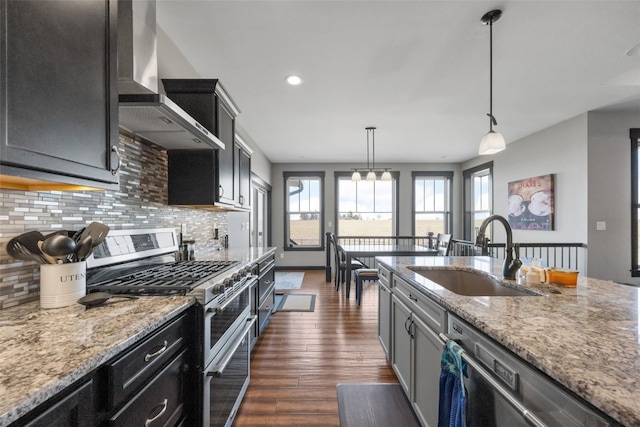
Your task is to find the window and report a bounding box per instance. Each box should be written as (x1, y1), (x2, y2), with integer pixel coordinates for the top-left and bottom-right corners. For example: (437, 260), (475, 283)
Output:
(284, 172), (324, 250)
(413, 172), (453, 236)
(335, 172), (398, 236)
(631, 129), (640, 276)
(463, 162), (493, 240)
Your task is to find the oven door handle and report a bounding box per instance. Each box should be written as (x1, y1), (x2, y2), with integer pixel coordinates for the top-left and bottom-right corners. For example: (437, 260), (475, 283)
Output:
(207, 315), (257, 377)
(209, 277), (256, 314)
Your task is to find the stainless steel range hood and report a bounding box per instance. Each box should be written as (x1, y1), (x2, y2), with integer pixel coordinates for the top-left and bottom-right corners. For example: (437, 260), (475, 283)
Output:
(117, 0), (223, 150)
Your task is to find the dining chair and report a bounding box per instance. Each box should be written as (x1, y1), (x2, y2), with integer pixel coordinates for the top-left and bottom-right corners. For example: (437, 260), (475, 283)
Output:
(435, 233), (452, 256)
(354, 268), (379, 305)
(330, 234), (364, 291)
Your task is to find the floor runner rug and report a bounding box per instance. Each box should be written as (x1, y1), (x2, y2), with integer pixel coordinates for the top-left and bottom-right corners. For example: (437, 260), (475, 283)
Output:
(274, 272), (305, 290)
(336, 383), (420, 427)
(275, 293), (316, 312)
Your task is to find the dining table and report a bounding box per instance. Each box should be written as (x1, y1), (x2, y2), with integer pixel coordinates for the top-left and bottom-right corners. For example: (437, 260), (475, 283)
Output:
(340, 243), (438, 296)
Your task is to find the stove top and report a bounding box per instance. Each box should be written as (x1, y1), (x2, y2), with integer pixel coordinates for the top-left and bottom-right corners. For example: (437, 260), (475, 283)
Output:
(87, 260), (239, 296)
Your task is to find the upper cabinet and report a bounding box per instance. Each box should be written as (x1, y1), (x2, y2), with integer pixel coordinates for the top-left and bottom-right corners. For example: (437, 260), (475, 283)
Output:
(163, 79), (251, 211)
(0, 0), (120, 191)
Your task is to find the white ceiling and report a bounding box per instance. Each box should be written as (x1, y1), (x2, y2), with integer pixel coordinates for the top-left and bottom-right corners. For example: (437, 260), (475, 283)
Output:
(156, 0), (640, 164)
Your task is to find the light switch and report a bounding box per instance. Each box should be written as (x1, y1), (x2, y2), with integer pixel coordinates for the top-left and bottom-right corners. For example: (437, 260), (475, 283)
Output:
(596, 221), (606, 231)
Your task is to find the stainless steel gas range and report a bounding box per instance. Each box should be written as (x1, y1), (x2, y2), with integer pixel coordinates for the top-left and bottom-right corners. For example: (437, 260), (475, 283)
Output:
(86, 228), (257, 427)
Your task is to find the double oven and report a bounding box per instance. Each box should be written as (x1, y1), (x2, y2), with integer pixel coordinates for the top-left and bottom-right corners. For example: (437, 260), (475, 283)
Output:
(87, 228), (260, 427)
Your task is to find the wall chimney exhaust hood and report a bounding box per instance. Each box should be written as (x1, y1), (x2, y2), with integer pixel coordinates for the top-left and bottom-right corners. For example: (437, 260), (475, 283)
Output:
(117, 0), (224, 150)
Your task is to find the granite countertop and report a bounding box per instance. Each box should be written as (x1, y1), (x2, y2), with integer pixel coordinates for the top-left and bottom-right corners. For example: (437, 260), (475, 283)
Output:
(0, 296), (194, 426)
(0, 247), (276, 426)
(377, 255), (640, 427)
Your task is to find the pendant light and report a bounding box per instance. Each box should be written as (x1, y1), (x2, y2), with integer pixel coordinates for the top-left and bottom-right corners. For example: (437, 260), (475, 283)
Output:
(351, 126), (391, 181)
(366, 127), (377, 181)
(479, 9), (506, 156)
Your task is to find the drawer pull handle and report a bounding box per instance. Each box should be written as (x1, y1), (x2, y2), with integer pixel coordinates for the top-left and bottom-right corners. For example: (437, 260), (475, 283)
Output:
(144, 340), (168, 362)
(144, 398), (168, 427)
(408, 293), (418, 302)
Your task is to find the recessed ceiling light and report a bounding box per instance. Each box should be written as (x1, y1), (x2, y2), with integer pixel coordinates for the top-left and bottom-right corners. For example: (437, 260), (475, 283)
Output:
(285, 74), (303, 86)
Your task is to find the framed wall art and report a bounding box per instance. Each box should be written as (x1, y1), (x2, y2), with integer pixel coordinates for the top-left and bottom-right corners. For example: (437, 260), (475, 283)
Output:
(507, 174), (555, 231)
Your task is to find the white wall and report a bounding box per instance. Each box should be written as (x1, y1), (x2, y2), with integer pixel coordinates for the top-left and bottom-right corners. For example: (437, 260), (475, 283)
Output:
(463, 114), (589, 247)
(587, 110), (639, 284)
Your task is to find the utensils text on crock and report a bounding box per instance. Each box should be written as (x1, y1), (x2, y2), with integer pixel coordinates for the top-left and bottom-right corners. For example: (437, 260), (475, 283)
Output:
(77, 292), (138, 308)
(41, 234), (77, 262)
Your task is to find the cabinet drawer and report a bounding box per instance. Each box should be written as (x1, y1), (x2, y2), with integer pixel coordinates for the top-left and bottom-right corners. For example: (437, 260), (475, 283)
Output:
(107, 349), (187, 427)
(393, 275), (446, 333)
(258, 266), (275, 304)
(23, 380), (94, 427)
(107, 314), (187, 410)
(379, 264), (392, 287)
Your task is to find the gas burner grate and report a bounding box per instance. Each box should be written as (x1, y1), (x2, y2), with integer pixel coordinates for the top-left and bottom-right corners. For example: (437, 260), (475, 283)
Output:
(88, 260), (239, 295)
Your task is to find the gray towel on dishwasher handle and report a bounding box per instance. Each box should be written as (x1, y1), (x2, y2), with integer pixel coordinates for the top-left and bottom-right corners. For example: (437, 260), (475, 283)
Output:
(438, 340), (468, 427)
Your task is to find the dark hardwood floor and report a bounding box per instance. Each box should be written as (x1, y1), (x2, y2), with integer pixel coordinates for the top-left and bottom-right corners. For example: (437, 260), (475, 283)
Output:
(233, 270), (398, 426)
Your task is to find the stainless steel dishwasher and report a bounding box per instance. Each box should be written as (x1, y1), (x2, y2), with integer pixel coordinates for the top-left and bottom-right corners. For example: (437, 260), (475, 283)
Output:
(443, 314), (618, 427)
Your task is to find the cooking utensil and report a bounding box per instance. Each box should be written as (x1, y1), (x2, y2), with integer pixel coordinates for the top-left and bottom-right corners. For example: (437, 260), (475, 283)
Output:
(41, 234), (77, 261)
(77, 222), (109, 258)
(6, 237), (46, 263)
(77, 292), (138, 308)
(37, 241), (59, 264)
(74, 235), (93, 262)
(16, 231), (48, 263)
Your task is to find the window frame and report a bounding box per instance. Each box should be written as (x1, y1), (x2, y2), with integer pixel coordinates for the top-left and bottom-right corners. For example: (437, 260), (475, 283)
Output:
(463, 162), (493, 241)
(631, 129), (640, 276)
(283, 171), (325, 251)
(334, 171), (400, 236)
(411, 171), (454, 236)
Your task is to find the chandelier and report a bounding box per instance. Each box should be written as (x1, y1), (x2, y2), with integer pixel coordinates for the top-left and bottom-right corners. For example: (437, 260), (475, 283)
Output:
(351, 127), (392, 182)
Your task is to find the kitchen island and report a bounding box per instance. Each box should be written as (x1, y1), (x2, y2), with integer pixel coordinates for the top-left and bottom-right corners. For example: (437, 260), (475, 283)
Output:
(378, 255), (639, 427)
(0, 246), (275, 426)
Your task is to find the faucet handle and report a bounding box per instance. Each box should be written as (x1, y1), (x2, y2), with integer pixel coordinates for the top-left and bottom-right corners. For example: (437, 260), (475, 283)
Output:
(514, 243), (520, 259)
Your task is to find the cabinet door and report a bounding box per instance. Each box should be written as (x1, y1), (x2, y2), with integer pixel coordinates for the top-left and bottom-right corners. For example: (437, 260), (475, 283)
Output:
(238, 146), (251, 208)
(24, 380), (94, 427)
(377, 282), (392, 360)
(412, 314), (443, 427)
(0, 0), (119, 187)
(391, 295), (412, 395)
(217, 101), (236, 205)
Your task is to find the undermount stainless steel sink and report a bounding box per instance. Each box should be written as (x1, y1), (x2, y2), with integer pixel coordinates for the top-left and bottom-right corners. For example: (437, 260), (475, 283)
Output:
(407, 268), (541, 297)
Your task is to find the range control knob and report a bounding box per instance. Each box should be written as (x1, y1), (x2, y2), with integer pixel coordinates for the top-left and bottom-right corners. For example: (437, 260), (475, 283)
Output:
(223, 277), (234, 287)
(212, 283), (225, 294)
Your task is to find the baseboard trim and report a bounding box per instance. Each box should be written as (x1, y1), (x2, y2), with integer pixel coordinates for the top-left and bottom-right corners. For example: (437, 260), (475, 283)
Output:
(275, 266), (324, 271)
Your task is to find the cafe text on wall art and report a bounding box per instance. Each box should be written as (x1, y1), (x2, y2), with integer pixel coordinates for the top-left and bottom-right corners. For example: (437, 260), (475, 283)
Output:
(507, 174), (555, 231)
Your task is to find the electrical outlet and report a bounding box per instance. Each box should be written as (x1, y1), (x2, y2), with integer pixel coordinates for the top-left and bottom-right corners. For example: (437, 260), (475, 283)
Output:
(596, 221), (606, 231)
(181, 223), (187, 235)
(280, 252), (284, 259)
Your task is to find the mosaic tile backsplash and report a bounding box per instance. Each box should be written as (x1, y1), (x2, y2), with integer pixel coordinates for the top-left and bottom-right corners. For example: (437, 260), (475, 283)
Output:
(0, 135), (228, 309)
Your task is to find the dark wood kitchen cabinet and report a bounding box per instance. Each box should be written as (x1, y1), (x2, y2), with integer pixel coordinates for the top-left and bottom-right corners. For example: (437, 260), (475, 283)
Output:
(11, 379), (95, 427)
(256, 254), (276, 339)
(237, 138), (252, 209)
(163, 79), (247, 210)
(0, 0), (120, 191)
(101, 311), (193, 426)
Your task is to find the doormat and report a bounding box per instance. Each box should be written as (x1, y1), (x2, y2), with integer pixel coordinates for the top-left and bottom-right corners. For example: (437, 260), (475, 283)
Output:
(276, 294), (316, 312)
(275, 272), (305, 290)
(336, 383), (420, 427)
